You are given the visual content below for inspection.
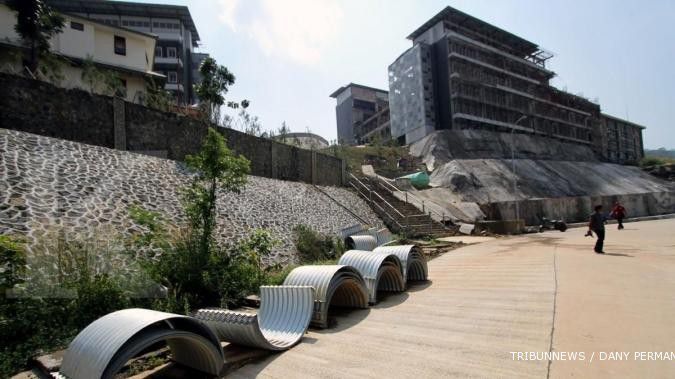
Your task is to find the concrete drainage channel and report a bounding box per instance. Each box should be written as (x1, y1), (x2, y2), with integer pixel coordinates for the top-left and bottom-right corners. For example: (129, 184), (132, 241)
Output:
(54, 230), (429, 379)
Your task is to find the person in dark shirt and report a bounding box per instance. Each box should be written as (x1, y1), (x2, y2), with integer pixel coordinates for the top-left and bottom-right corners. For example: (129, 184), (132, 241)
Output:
(589, 205), (607, 254)
(611, 201), (626, 230)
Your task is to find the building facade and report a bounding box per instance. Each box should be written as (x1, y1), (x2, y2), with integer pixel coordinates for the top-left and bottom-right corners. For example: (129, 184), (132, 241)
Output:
(0, 3), (158, 103)
(601, 114), (645, 164)
(387, 6), (644, 163)
(330, 83), (390, 145)
(47, 0), (206, 105)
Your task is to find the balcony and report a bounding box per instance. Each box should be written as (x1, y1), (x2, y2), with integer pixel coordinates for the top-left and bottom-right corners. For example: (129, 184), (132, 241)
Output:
(164, 83), (184, 92)
(155, 56), (183, 67)
(153, 32), (183, 44)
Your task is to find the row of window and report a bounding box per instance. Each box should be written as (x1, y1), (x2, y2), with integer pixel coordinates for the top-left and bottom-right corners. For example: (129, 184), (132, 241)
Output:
(157, 71), (178, 83)
(92, 18), (181, 31)
(155, 46), (177, 58)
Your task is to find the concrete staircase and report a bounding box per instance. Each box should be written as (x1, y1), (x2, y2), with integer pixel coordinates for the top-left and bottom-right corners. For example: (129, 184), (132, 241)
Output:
(348, 174), (455, 238)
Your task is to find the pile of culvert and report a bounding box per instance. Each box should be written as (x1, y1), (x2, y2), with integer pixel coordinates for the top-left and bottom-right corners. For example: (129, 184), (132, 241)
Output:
(373, 244), (428, 283)
(282, 265), (369, 328)
(337, 250), (406, 304)
(57, 240), (430, 378)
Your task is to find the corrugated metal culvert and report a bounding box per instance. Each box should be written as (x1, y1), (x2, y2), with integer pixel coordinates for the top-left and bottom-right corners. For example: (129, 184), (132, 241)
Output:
(338, 250), (405, 304)
(374, 244), (428, 283)
(283, 265), (369, 328)
(59, 308), (224, 379)
(344, 234), (377, 250)
(375, 227), (394, 246)
(194, 285), (314, 351)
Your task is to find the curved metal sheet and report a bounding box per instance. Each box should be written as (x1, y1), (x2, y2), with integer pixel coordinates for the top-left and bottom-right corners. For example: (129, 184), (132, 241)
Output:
(283, 265), (368, 328)
(195, 285), (314, 351)
(59, 308), (224, 379)
(375, 227), (394, 246)
(345, 235), (377, 251)
(373, 244), (428, 283)
(338, 250), (405, 304)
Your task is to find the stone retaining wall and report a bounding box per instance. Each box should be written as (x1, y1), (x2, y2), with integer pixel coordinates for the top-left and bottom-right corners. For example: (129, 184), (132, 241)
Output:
(0, 129), (381, 266)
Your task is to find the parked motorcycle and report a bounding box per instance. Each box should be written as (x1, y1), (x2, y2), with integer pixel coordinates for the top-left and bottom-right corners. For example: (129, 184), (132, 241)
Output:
(538, 216), (567, 232)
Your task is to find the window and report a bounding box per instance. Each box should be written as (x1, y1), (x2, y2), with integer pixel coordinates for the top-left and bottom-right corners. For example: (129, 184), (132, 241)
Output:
(167, 47), (177, 58)
(121, 20), (129, 26)
(70, 21), (84, 31)
(114, 36), (126, 55)
(155, 46), (163, 57)
(168, 71), (177, 83)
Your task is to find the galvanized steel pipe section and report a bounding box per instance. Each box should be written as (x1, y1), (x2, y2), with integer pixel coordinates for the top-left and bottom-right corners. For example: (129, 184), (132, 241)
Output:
(283, 265), (368, 328)
(195, 285), (314, 351)
(375, 227), (394, 246)
(59, 308), (224, 379)
(338, 250), (405, 304)
(373, 244), (428, 282)
(345, 235), (377, 251)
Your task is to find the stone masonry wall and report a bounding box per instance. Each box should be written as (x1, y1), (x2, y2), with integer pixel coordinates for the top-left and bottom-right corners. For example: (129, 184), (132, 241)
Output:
(0, 73), (344, 186)
(0, 129), (381, 267)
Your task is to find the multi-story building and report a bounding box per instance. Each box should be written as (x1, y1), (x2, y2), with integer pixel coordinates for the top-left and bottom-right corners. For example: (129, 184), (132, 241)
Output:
(388, 6), (644, 163)
(330, 83), (390, 145)
(47, 0), (205, 105)
(0, 2), (159, 103)
(601, 114), (645, 164)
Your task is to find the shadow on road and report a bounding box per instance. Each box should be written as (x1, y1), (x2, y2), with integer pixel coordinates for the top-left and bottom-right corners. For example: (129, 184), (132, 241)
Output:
(603, 252), (633, 257)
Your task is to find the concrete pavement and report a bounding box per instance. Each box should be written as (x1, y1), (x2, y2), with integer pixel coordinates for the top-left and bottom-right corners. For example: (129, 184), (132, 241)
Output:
(230, 219), (675, 378)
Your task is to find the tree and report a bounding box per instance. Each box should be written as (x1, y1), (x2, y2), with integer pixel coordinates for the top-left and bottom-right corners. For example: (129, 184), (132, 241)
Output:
(183, 128), (250, 259)
(194, 57), (235, 124)
(7, 0), (64, 74)
(277, 122), (290, 143)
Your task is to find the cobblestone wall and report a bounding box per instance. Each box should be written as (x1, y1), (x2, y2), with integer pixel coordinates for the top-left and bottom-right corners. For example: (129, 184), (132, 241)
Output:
(0, 129), (381, 267)
(0, 73), (344, 186)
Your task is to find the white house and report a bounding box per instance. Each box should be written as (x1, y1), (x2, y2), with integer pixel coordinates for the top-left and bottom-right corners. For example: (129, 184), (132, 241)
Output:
(0, 3), (162, 103)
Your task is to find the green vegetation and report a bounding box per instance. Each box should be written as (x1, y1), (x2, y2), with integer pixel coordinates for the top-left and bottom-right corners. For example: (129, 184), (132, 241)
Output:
(324, 143), (416, 177)
(292, 224), (345, 263)
(81, 56), (125, 97)
(640, 156), (675, 167)
(194, 57), (236, 124)
(6, 0), (64, 73)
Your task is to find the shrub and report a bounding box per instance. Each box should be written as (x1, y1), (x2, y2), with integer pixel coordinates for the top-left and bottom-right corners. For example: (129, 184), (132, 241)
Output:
(292, 225), (345, 263)
(640, 156), (665, 167)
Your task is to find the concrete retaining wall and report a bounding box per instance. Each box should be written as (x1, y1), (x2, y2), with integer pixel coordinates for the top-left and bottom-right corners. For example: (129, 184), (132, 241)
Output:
(485, 192), (675, 225)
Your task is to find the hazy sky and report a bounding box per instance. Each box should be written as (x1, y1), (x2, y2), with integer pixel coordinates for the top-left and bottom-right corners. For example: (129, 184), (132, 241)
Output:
(139, 0), (674, 148)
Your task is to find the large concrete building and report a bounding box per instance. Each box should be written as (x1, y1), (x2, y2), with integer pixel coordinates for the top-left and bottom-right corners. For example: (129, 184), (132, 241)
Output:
(388, 6), (645, 164)
(0, 2), (159, 103)
(47, 0), (207, 106)
(330, 83), (390, 145)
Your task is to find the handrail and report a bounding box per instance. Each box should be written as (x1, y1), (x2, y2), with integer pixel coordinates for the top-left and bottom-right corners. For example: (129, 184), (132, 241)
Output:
(374, 176), (449, 225)
(370, 191), (405, 219)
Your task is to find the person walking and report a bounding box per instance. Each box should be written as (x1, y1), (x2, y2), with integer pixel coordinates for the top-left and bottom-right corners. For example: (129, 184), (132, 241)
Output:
(611, 201), (626, 230)
(588, 204), (607, 254)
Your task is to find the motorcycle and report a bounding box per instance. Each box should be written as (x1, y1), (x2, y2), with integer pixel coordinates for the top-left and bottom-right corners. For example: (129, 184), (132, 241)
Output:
(538, 216), (567, 232)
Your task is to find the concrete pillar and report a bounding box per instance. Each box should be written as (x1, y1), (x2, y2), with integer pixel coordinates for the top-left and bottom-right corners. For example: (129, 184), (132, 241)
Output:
(113, 97), (126, 150)
(311, 150), (317, 185)
(270, 142), (278, 179)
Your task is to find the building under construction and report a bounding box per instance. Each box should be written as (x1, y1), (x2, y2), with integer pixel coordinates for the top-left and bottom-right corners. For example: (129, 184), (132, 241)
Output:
(388, 6), (644, 164)
(330, 83), (390, 145)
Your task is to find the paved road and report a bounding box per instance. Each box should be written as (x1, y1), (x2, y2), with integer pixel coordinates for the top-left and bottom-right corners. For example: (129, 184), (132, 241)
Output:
(230, 219), (675, 378)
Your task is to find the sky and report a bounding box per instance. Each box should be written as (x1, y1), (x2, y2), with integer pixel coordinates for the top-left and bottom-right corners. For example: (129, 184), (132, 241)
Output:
(139, 0), (674, 149)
